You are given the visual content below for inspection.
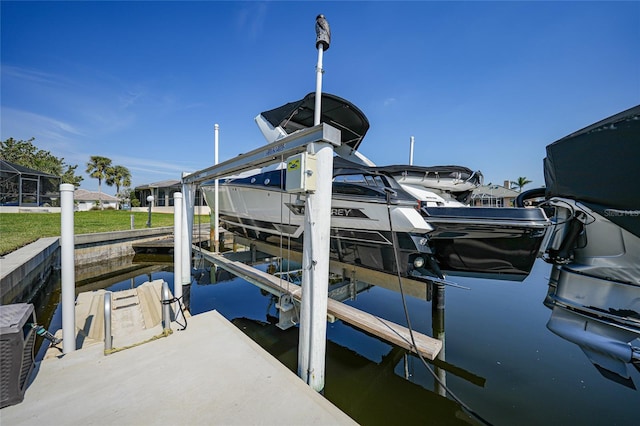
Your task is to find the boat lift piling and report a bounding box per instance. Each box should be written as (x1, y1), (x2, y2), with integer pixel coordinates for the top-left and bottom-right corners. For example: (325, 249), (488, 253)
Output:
(60, 183), (76, 354)
(173, 192), (185, 324)
(181, 184), (191, 281)
(297, 13), (333, 392)
(213, 123), (220, 252)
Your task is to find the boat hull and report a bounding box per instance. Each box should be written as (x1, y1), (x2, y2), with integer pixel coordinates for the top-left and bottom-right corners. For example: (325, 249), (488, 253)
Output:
(421, 207), (550, 280)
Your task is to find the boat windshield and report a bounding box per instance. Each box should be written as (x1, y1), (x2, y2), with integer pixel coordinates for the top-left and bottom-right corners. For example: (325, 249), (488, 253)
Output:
(333, 174), (386, 187)
(332, 173), (410, 200)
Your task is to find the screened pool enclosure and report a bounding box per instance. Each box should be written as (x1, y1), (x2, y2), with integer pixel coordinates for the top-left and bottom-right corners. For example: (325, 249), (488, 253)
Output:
(0, 160), (61, 207)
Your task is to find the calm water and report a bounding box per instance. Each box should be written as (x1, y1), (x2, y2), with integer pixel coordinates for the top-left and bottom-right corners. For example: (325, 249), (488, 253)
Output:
(36, 257), (638, 425)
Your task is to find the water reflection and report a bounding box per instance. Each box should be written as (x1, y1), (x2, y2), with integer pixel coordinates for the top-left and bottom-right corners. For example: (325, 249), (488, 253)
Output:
(543, 264), (640, 389)
(232, 316), (479, 425)
(32, 257), (639, 425)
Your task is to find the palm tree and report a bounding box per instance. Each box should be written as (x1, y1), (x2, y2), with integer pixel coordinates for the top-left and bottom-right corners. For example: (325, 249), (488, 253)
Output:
(86, 156), (112, 209)
(511, 176), (532, 192)
(106, 165), (132, 209)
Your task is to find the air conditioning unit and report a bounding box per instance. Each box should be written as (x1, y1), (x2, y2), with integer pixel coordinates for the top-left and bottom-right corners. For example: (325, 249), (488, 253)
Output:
(0, 303), (36, 408)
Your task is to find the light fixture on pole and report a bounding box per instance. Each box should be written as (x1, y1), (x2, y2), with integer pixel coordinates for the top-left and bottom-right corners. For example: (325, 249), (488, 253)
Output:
(146, 195), (154, 227)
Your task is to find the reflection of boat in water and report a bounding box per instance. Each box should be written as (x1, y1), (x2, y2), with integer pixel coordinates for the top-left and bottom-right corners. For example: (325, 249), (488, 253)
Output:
(231, 315), (481, 424)
(522, 105), (640, 387)
(202, 92), (549, 283)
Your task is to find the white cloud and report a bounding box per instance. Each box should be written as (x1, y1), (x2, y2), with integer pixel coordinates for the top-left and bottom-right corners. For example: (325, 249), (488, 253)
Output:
(1, 65), (71, 87)
(0, 107), (84, 142)
(236, 2), (269, 40)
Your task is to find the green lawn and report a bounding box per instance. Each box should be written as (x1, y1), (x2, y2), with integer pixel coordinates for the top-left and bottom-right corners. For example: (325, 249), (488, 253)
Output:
(0, 211), (209, 256)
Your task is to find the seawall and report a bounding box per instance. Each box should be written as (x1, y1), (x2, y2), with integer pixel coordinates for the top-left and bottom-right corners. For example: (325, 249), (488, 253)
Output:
(0, 225), (209, 305)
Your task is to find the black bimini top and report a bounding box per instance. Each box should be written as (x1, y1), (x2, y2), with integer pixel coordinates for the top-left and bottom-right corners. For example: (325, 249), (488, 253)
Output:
(260, 92), (370, 151)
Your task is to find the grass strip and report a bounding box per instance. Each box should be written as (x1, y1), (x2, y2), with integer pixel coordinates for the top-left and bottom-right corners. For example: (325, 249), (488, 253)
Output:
(0, 211), (209, 256)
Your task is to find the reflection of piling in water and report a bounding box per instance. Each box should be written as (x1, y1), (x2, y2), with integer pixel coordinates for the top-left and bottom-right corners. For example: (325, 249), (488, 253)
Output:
(433, 283), (446, 397)
(182, 283), (191, 313)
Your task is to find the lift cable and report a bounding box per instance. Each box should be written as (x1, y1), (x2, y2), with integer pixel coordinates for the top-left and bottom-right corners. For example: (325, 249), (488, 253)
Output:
(384, 189), (493, 426)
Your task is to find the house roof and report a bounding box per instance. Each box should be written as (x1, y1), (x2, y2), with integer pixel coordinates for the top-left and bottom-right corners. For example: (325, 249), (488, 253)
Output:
(0, 159), (60, 178)
(74, 189), (118, 202)
(134, 179), (181, 190)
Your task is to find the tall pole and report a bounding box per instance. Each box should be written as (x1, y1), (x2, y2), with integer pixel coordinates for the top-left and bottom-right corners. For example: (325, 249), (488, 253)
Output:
(60, 183), (76, 354)
(298, 13), (332, 393)
(181, 180), (194, 289)
(314, 47), (324, 126)
(214, 124), (220, 252)
(409, 136), (415, 165)
(173, 192), (184, 324)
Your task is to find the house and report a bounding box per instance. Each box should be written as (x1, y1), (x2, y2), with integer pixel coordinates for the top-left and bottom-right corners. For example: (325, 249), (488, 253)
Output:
(74, 189), (119, 211)
(133, 180), (209, 214)
(471, 180), (520, 207)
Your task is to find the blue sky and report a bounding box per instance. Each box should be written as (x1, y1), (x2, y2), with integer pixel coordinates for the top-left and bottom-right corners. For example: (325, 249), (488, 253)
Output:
(2, 1), (638, 193)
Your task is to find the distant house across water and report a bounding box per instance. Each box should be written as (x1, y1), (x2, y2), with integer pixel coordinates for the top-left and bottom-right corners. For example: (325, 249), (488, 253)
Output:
(74, 189), (119, 211)
(134, 180), (210, 214)
(471, 181), (520, 207)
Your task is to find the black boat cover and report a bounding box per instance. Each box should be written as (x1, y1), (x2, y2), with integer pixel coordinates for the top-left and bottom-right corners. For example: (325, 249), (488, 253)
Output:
(544, 105), (640, 237)
(260, 93), (370, 151)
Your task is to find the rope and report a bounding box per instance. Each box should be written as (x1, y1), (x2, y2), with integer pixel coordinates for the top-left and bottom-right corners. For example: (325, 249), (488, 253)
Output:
(104, 328), (173, 355)
(161, 295), (188, 331)
(102, 290), (185, 355)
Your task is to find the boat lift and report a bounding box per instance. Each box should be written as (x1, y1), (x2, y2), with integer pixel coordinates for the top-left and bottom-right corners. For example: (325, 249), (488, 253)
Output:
(178, 15), (442, 393)
(181, 120), (347, 393)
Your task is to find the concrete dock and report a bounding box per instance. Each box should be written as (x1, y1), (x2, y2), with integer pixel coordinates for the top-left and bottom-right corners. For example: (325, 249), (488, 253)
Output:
(1, 297), (356, 425)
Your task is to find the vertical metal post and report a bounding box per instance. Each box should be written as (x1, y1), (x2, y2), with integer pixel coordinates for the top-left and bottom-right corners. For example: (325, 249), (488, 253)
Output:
(299, 140), (333, 392)
(146, 195), (154, 227)
(314, 46), (324, 126)
(104, 292), (112, 352)
(162, 281), (171, 331)
(298, 13), (332, 393)
(130, 214), (134, 230)
(214, 123), (220, 252)
(173, 193), (184, 324)
(60, 183), (76, 354)
(409, 136), (415, 165)
(181, 181), (194, 289)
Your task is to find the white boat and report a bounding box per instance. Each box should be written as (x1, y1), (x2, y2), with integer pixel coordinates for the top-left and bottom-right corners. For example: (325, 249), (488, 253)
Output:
(202, 93), (550, 283)
(209, 158), (439, 281)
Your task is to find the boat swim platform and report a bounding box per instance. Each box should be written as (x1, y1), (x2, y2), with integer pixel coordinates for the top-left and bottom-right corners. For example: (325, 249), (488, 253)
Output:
(196, 245), (443, 361)
(1, 287), (355, 425)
